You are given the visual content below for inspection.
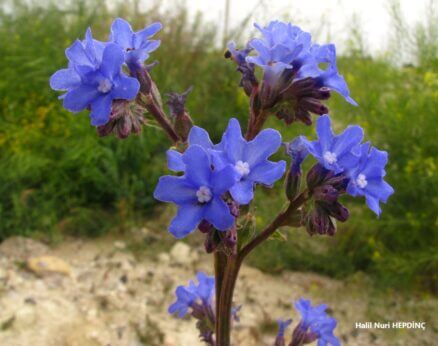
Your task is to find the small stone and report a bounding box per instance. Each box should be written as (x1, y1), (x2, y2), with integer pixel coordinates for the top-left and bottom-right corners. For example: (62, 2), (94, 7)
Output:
(26, 256), (72, 277)
(157, 253), (170, 263)
(114, 241), (126, 250)
(14, 305), (36, 328)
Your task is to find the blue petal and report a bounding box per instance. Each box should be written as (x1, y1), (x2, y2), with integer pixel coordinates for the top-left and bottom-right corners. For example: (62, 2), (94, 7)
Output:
(188, 126), (214, 149)
(50, 68), (81, 91)
(126, 49), (150, 66)
(365, 179), (394, 203)
(244, 128), (282, 166)
(166, 150), (185, 172)
(63, 85), (99, 112)
(111, 75), (139, 100)
(110, 18), (134, 49)
(101, 43), (125, 78)
(210, 165), (238, 195)
(89, 94), (112, 126)
(248, 160), (286, 185)
(65, 40), (94, 67)
(182, 145), (212, 187)
(139, 39), (161, 52)
(230, 180), (254, 205)
(365, 195), (381, 216)
(134, 22), (162, 47)
(223, 118), (246, 163)
(332, 125), (364, 156)
(153, 176), (197, 203)
(204, 197), (234, 231)
(169, 204), (204, 238)
(316, 115), (334, 153)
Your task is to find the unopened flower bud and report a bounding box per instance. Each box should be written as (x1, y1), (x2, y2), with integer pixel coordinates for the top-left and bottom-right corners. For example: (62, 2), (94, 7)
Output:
(306, 163), (329, 189)
(224, 225), (238, 254)
(323, 201), (349, 222)
(167, 87), (194, 142)
(285, 167), (301, 201)
(306, 207), (336, 236)
(313, 185), (339, 203)
(198, 219), (213, 234)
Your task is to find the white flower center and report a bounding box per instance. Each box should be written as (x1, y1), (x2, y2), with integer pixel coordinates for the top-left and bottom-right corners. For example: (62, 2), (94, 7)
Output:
(323, 151), (337, 165)
(196, 186), (212, 203)
(356, 174), (368, 189)
(97, 79), (112, 93)
(235, 160), (250, 177)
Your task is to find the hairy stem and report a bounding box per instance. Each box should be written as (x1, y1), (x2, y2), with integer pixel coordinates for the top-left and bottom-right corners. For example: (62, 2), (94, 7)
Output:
(240, 192), (307, 260)
(215, 192), (307, 345)
(139, 96), (180, 144)
(216, 255), (240, 346)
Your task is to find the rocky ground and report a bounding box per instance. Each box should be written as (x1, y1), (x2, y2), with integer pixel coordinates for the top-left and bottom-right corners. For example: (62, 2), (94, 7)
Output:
(0, 230), (435, 346)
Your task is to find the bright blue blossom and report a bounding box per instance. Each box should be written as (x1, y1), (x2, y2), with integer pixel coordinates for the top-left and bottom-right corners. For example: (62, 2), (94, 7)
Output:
(285, 136), (309, 173)
(303, 115), (363, 174)
(294, 298), (340, 346)
(154, 145), (238, 238)
(299, 44), (357, 105)
(246, 21), (312, 83)
(245, 21), (356, 105)
(276, 319), (292, 337)
(346, 143), (394, 216)
(50, 30), (140, 126)
(166, 119), (286, 205)
(168, 272), (215, 318)
(110, 18), (162, 70)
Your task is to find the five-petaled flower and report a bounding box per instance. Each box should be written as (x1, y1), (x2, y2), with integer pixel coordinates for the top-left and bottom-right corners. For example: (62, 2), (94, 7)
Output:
(165, 118), (286, 205)
(110, 18), (162, 70)
(346, 142), (394, 216)
(168, 272), (215, 318)
(154, 145), (238, 238)
(292, 298), (340, 346)
(50, 29), (140, 126)
(303, 115), (363, 174)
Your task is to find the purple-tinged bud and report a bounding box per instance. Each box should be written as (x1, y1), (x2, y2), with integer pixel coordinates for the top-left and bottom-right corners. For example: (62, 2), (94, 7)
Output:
(306, 163), (329, 189)
(227, 200), (240, 218)
(285, 167), (301, 201)
(167, 87), (194, 142)
(198, 219), (213, 234)
(226, 42), (258, 96)
(290, 322), (318, 346)
(232, 305), (242, 323)
(298, 98), (328, 115)
(313, 185), (339, 203)
(224, 225), (238, 253)
(275, 319), (292, 346)
(97, 100), (146, 139)
(323, 201), (349, 222)
(306, 207), (336, 236)
(204, 231), (218, 253)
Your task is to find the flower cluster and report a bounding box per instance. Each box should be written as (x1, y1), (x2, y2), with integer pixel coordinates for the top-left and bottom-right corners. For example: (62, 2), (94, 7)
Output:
(284, 115), (394, 235)
(50, 18), (161, 132)
(274, 298), (339, 346)
(169, 272), (239, 344)
(226, 21), (356, 126)
(154, 118), (286, 238)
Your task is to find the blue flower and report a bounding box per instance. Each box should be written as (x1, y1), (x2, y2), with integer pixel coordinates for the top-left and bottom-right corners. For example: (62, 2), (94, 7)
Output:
(346, 143), (394, 216)
(154, 145), (238, 238)
(168, 272), (215, 318)
(303, 115), (363, 174)
(285, 136), (309, 173)
(50, 30), (140, 126)
(294, 298), (340, 346)
(246, 21), (312, 83)
(166, 119), (286, 205)
(299, 44), (357, 105)
(219, 119), (287, 204)
(276, 319), (292, 337)
(110, 18), (162, 70)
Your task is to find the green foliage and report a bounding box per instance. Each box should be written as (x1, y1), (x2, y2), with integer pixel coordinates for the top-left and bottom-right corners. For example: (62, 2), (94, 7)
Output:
(0, 0), (436, 291)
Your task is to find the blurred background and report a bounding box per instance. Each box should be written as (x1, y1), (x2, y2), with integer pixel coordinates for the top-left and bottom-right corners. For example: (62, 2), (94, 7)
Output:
(0, 0), (436, 345)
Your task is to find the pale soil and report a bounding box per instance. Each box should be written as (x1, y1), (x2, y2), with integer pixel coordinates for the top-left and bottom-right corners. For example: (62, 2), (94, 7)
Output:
(0, 231), (435, 346)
